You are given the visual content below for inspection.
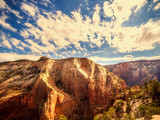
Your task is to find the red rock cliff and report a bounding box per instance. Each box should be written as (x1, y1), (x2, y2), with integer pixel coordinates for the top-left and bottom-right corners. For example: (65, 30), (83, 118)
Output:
(0, 57), (127, 120)
(105, 60), (160, 86)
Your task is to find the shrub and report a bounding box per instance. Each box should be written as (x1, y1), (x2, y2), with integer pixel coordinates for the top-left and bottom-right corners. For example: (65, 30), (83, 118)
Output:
(126, 100), (131, 114)
(138, 104), (148, 117)
(144, 110), (152, 120)
(148, 101), (159, 107)
(122, 114), (135, 120)
(138, 104), (160, 119)
(144, 81), (148, 93)
(150, 80), (160, 103)
(103, 107), (115, 119)
(58, 115), (68, 120)
(148, 106), (160, 115)
(114, 101), (124, 118)
(94, 114), (104, 120)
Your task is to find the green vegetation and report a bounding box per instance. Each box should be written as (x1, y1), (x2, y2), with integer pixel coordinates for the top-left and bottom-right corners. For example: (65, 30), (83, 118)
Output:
(58, 115), (68, 120)
(144, 81), (149, 93)
(94, 114), (104, 120)
(94, 101), (125, 120)
(122, 114), (135, 120)
(138, 104), (160, 117)
(126, 100), (131, 114)
(114, 101), (124, 118)
(103, 107), (116, 119)
(94, 107), (116, 120)
(93, 80), (160, 120)
(149, 80), (160, 103)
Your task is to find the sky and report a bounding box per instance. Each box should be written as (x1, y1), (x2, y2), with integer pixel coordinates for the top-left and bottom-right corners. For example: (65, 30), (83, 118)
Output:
(0, 0), (160, 65)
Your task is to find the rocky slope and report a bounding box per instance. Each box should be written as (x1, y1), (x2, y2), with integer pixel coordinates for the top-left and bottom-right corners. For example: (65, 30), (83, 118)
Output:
(94, 80), (160, 120)
(0, 57), (126, 120)
(105, 60), (160, 86)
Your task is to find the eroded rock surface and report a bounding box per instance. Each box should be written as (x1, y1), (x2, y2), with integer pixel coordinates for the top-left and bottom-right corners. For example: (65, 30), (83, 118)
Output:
(105, 60), (160, 86)
(0, 57), (126, 120)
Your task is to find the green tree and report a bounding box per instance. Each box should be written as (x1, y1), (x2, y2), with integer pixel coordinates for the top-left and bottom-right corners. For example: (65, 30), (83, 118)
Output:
(126, 100), (131, 114)
(138, 105), (152, 119)
(144, 81), (148, 93)
(114, 101), (124, 119)
(128, 88), (132, 100)
(150, 80), (160, 104)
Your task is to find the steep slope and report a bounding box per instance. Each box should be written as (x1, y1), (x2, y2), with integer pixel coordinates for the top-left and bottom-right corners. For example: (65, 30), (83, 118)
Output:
(0, 57), (127, 120)
(93, 80), (160, 120)
(105, 60), (160, 86)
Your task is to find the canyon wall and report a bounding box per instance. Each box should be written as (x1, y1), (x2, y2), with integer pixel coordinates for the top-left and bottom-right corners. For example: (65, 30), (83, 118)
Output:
(0, 57), (126, 120)
(105, 60), (160, 86)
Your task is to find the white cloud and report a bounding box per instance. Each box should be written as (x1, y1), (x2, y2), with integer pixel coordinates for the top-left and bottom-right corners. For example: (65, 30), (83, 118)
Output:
(92, 4), (101, 24)
(0, 14), (17, 32)
(10, 10), (23, 19)
(134, 56), (160, 61)
(20, 29), (31, 38)
(88, 55), (160, 64)
(0, 32), (30, 51)
(153, 0), (159, 3)
(20, 8), (111, 52)
(19, 0), (152, 55)
(153, 3), (160, 10)
(10, 38), (29, 51)
(0, 0), (7, 9)
(21, 3), (39, 17)
(103, 1), (114, 17)
(103, 0), (146, 24)
(40, 0), (53, 7)
(0, 33), (12, 49)
(89, 55), (135, 62)
(26, 39), (56, 54)
(107, 20), (160, 53)
(0, 53), (41, 62)
(17, 0), (158, 56)
(0, 0), (22, 19)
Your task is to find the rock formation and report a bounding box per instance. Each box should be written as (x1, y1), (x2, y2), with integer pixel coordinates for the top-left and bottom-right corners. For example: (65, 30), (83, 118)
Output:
(105, 60), (160, 86)
(0, 57), (126, 120)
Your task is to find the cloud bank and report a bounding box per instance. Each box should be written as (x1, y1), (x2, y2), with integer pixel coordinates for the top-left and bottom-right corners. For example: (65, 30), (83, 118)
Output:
(0, 0), (160, 64)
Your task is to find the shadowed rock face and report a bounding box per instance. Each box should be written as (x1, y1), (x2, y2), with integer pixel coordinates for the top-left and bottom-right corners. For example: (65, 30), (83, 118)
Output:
(105, 60), (160, 87)
(0, 57), (126, 120)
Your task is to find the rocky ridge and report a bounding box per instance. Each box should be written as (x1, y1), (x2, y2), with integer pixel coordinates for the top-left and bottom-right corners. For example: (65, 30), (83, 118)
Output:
(105, 60), (160, 86)
(0, 57), (126, 120)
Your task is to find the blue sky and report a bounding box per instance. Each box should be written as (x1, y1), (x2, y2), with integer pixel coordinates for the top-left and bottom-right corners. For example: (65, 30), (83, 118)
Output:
(0, 0), (160, 65)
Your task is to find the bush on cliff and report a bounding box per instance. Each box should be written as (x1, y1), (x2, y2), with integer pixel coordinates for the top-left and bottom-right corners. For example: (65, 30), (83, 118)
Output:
(58, 115), (68, 120)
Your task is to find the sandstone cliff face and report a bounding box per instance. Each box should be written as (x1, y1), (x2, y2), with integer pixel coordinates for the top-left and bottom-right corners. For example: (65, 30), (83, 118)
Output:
(105, 60), (160, 86)
(0, 57), (126, 120)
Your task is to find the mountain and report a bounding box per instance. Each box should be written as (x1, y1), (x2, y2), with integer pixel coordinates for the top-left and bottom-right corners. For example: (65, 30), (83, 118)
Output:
(0, 57), (126, 120)
(105, 60), (160, 87)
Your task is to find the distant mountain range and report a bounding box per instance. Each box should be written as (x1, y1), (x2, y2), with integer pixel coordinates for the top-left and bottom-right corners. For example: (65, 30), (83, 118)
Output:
(105, 60), (160, 86)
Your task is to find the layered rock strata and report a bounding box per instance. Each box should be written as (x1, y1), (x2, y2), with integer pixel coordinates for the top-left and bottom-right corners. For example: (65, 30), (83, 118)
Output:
(0, 57), (126, 120)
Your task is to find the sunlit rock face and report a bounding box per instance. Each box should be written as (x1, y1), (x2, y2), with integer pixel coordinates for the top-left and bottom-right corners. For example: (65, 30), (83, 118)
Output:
(105, 60), (160, 87)
(0, 57), (126, 120)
